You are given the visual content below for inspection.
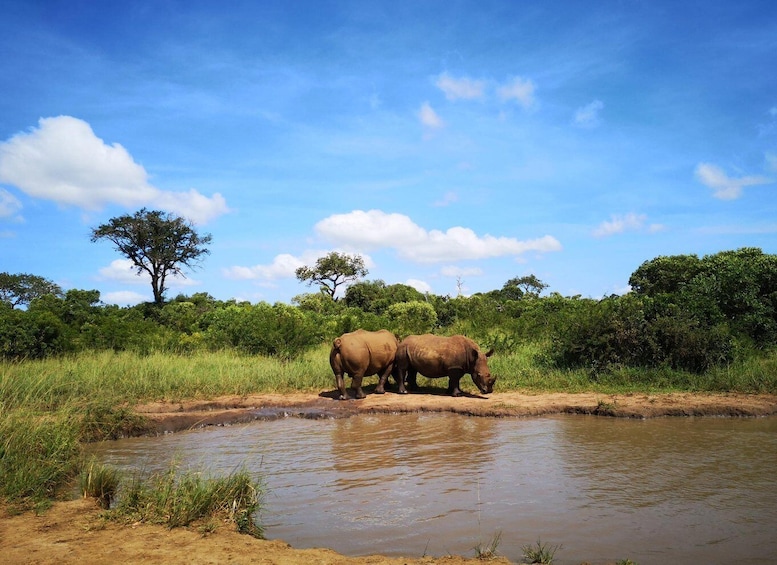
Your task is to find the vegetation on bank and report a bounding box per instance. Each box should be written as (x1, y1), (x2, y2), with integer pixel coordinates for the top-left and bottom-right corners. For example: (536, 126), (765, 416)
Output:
(2, 247), (777, 521)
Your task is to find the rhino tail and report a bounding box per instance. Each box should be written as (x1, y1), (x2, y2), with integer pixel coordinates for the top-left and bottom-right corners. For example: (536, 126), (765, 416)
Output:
(333, 337), (343, 350)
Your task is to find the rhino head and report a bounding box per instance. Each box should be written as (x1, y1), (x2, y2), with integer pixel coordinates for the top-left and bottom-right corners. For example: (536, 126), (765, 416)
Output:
(472, 348), (496, 394)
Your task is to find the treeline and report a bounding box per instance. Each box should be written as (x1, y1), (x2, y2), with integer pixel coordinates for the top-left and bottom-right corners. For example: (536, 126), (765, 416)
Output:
(2, 248), (776, 374)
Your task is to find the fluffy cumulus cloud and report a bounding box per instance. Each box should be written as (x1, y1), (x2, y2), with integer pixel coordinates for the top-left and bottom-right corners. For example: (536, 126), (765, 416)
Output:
(574, 99), (604, 128)
(418, 102), (444, 129)
(314, 209), (562, 263)
(497, 76), (536, 109)
(223, 250), (372, 282)
(435, 73), (485, 101)
(102, 290), (149, 306)
(593, 213), (664, 237)
(223, 253), (307, 281)
(0, 116), (229, 223)
(695, 163), (772, 200)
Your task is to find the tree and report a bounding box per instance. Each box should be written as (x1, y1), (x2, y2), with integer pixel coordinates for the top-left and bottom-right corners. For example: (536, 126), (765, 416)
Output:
(501, 275), (548, 300)
(0, 273), (63, 309)
(91, 208), (212, 306)
(295, 252), (367, 300)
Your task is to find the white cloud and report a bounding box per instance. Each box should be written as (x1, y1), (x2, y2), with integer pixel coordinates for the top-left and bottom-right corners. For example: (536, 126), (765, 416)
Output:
(405, 278), (432, 293)
(223, 249), (374, 283)
(0, 188), (22, 220)
(418, 102), (444, 129)
(98, 258), (197, 287)
(574, 99), (604, 128)
(497, 76), (536, 109)
(593, 213), (649, 237)
(0, 116), (229, 224)
(223, 253), (306, 280)
(694, 162), (772, 200)
(102, 290), (149, 306)
(435, 73), (485, 100)
(314, 209), (562, 263)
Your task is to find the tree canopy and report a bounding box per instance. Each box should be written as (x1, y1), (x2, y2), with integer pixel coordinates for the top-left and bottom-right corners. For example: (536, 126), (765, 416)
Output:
(90, 208), (212, 306)
(0, 272), (63, 309)
(295, 252), (367, 300)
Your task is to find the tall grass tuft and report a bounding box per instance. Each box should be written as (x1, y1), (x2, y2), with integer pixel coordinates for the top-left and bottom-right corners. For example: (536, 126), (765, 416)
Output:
(110, 463), (264, 537)
(80, 457), (121, 509)
(521, 538), (561, 564)
(473, 531), (502, 559)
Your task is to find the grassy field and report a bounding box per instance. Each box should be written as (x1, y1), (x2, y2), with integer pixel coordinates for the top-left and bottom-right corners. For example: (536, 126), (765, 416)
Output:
(2, 343), (776, 513)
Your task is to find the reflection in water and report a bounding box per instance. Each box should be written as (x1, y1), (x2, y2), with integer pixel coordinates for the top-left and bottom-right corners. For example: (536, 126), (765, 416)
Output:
(88, 414), (777, 565)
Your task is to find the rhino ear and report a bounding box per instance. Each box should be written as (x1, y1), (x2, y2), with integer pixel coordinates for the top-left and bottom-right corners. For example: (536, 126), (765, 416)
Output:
(484, 348), (495, 358)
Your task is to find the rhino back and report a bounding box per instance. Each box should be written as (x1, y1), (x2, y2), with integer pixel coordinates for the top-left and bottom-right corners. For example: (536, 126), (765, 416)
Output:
(402, 334), (468, 377)
(334, 330), (397, 374)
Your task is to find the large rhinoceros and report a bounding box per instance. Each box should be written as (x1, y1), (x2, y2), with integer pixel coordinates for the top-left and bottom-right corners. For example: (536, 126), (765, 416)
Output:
(389, 334), (495, 397)
(329, 329), (399, 400)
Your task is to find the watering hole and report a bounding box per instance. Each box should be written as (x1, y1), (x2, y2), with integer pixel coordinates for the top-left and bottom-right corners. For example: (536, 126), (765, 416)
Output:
(88, 412), (777, 565)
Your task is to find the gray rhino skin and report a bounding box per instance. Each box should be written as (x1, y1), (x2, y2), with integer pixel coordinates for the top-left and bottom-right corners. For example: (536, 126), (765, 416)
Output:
(389, 334), (495, 397)
(329, 329), (399, 400)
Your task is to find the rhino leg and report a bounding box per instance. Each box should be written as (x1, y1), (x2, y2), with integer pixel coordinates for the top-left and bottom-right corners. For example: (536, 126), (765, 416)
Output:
(447, 373), (464, 397)
(335, 372), (349, 400)
(375, 364), (392, 394)
(405, 369), (418, 392)
(351, 374), (366, 399)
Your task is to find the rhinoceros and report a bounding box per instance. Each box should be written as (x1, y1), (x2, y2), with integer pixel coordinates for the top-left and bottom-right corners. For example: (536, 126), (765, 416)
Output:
(329, 329), (399, 400)
(389, 334), (495, 397)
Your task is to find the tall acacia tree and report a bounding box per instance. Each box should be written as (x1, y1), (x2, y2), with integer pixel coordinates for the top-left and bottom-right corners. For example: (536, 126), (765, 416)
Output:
(91, 208), (212, 306)
(295, 251), (367, 300)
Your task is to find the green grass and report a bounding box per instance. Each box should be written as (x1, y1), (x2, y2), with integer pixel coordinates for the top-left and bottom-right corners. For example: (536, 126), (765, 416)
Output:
(109, 463), (264, 537)
(473, 531), (502, 559)
(521, 538), (561, 564)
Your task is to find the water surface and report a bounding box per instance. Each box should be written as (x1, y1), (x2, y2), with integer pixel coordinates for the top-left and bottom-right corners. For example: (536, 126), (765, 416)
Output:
(89, 413), (777, 565)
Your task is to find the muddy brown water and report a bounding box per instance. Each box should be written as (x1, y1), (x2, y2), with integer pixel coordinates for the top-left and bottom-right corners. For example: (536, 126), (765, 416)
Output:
(88, 413), (777, 565)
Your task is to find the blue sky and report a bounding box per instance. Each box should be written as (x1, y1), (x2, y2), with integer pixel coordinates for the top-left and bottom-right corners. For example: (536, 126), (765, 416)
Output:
(1, 1), (775, 306)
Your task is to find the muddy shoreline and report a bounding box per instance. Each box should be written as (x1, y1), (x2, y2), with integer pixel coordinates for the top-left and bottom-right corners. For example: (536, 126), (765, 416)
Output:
(135, 390), (777, 435)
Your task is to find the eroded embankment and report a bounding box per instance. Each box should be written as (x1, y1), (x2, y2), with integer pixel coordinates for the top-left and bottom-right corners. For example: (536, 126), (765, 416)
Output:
(133, 391), (777, 436)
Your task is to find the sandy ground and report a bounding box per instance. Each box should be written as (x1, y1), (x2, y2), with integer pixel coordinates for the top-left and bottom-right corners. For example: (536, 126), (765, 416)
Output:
(3, 390), (777, 564)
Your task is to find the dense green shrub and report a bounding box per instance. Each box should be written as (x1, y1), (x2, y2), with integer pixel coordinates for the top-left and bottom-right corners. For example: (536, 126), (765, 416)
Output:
(386, 300), (438, 336)
(204, 302), (322, 359)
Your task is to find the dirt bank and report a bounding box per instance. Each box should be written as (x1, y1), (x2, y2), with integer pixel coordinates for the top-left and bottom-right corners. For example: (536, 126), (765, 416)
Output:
(135, 390), (777, 435)
(3, 391), (776, 564)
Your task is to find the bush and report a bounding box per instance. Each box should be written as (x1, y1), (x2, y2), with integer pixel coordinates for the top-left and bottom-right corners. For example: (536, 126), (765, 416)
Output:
(386, 300), (438, 337)
(204, 303), (322, 359)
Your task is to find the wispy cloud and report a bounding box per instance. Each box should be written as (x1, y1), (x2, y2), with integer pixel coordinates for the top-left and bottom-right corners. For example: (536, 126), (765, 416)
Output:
(433, 191), (459, 207)
(418, 102), (444, 129)
(0, 188), (22, 221)
(694, 162), (772, 200)
(574, 99), (604, 128)
(0, 116), (229, 224)
(314, 209), (562, 263)
(497, 76), (536, 109)
(593, 213), (663, 237)
(435, 73), (485, 101)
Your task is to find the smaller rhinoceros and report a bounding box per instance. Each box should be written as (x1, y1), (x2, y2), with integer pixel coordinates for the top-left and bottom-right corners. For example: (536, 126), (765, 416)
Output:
(390, 334), (495, 397)
(329, 329), (399, 400)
